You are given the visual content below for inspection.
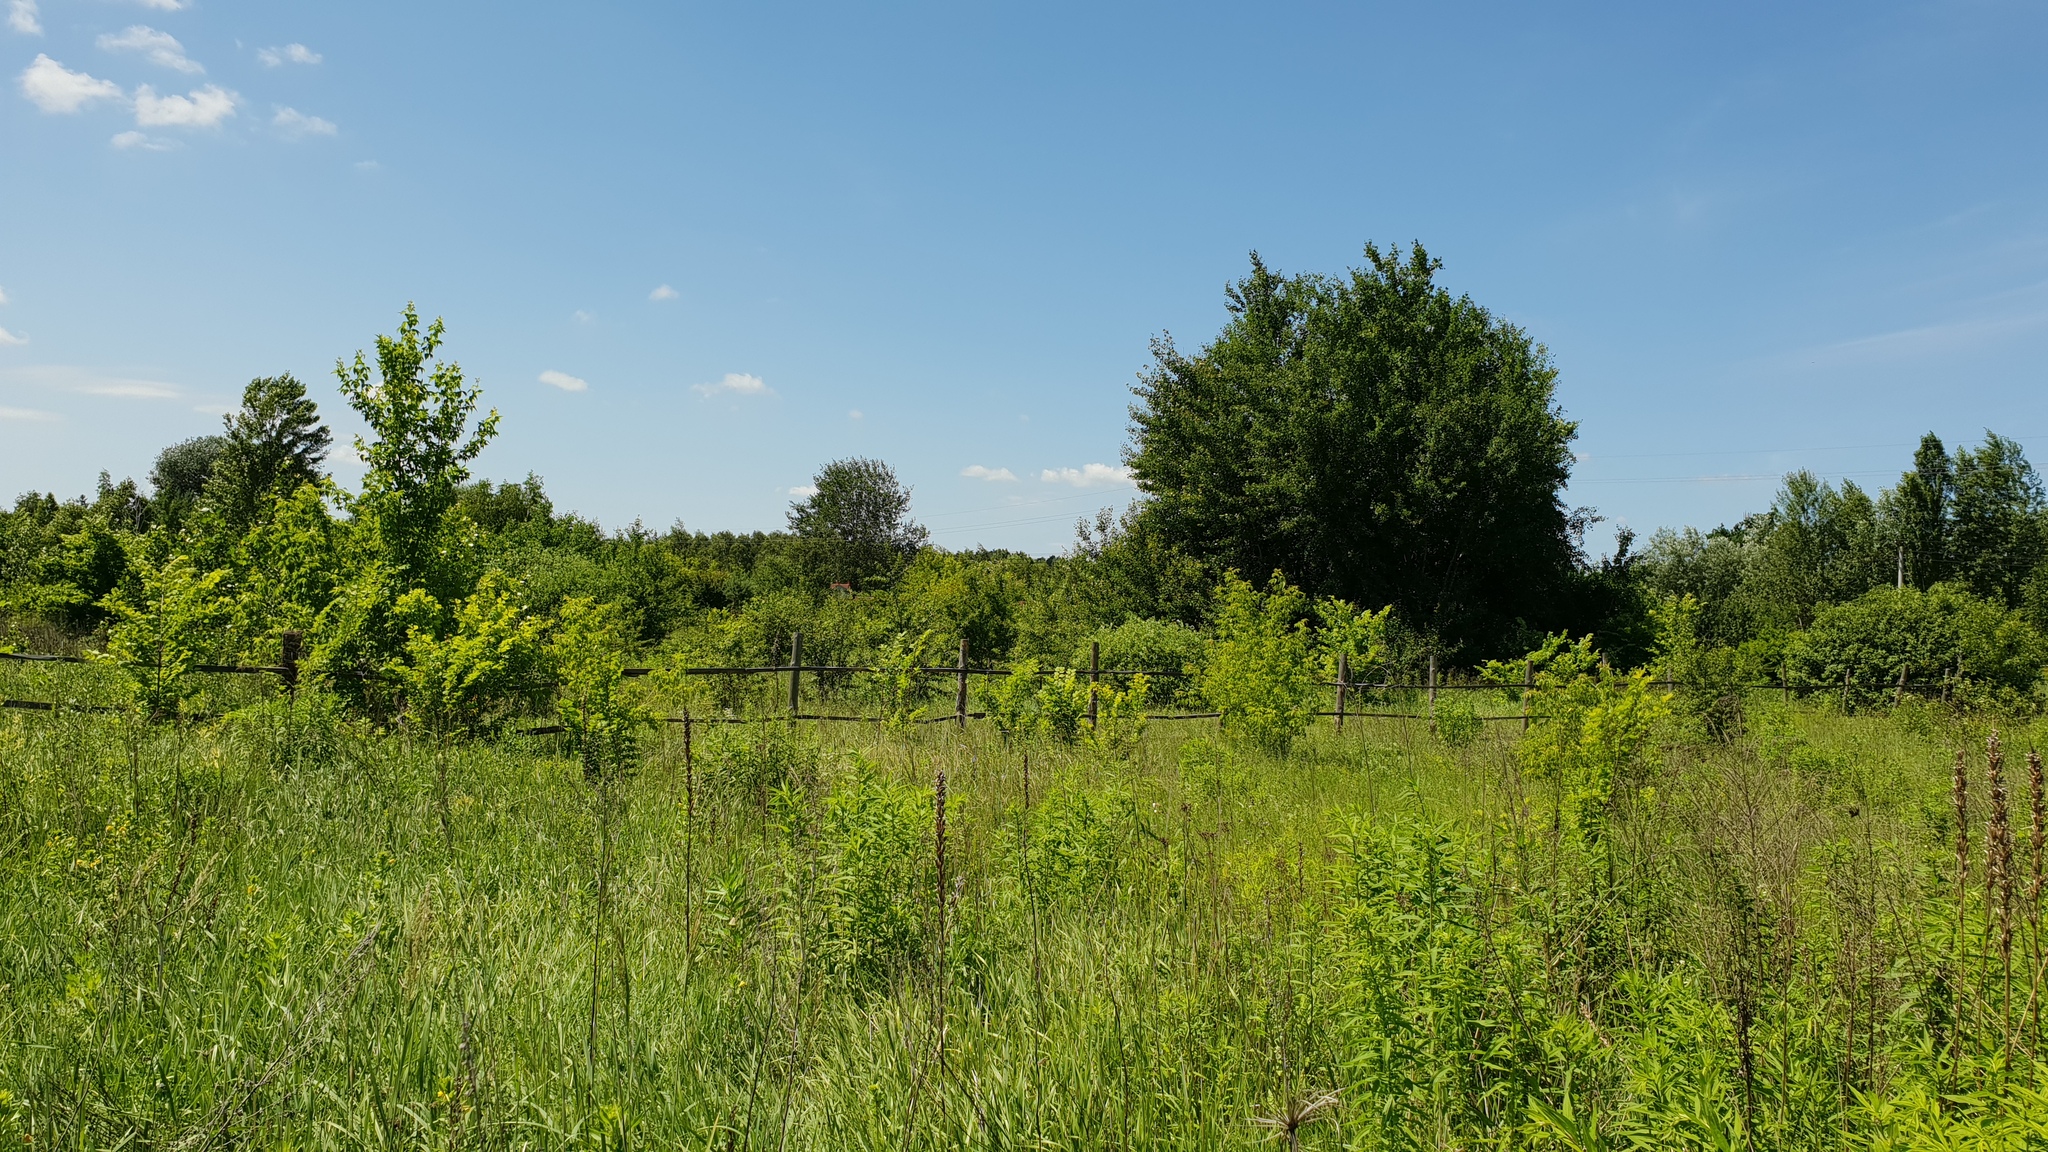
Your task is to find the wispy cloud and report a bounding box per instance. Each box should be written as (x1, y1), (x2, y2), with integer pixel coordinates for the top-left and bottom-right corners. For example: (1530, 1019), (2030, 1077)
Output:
(848, 409), (863, 420)
(572, 309), (594, 325)
(0, 406), (58, 421)
(1040, 463), (1132, 488)
(272, 106), (335, 137)
(19, 55), (122, 113)
(789, 485), (819, 498)
(133, 83), (236, 127)
(111, 129), (173, 150)
(649, 284), (678, 301)
(6, 366), (183, 398)
(961, 465), (1017, 482)
(132, 0), (188, 10)
(0, 327), (26, 346)
(98, 25), (202, 73)
(256, 43), (320, 67)
(0, 286), (9, 304)
(7, 0), (40, 35)
(693, 372), (773, 398)
(538, 369), (588, 392)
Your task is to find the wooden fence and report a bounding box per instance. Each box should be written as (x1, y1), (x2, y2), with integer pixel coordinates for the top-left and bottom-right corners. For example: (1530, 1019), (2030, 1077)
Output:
(0, 630), (1973, 732)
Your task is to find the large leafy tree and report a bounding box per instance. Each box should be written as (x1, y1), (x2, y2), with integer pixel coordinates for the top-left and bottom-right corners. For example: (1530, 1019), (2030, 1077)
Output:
(1126, 244), (1579, 658)
(1949, 432), (2044, 608)
(1886, 433), (1952, 589)
(787, 457), (928, 588)
(336, 304), (499, 598)
(205, 373), (333, 536)
(148, 436), (226, 530)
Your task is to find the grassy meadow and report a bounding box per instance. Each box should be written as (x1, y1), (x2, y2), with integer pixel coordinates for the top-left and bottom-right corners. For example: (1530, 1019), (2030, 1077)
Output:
(5, 671), (2048, 1151)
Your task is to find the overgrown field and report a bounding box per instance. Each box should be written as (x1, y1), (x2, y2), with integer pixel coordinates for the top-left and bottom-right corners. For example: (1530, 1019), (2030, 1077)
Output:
(6, 686), (2048, 1150)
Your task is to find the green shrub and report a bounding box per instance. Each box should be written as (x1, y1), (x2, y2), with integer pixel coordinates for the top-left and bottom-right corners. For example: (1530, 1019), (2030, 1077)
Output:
(1036, 667), (1090, 744)
(1198, 570), (1317, 752)
(819, 763), (933, 980)
(1434, 692), (1482, 747)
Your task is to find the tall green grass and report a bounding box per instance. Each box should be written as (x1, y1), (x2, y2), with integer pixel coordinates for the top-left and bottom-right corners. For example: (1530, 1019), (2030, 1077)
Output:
(3, 696), (2046, 1149)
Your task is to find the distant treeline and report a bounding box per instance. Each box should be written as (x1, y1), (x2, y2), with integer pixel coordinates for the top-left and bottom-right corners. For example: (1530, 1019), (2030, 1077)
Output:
(4, 251), (2045, 714)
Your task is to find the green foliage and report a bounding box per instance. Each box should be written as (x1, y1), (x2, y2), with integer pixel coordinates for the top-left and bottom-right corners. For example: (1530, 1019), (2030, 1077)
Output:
(1127, 243), (1581, 659)
(335, 304), (499, 600)
(147, 435), (225, 530)
(1084, 673), (1148, 758)
(787, 457), (927, 589)
(386, 570), (547, 736)
(225, 482), (345, 651)
(201, 374), (332, 539)
(1022, 785), (1127, 899)
(861, 629), (939, 728)
(1076, 615), (1207, 707)
(1434, 692), (1481, 746)
(549, 597), (647, 780)
(1316, 596), (1393, 683)
(1035, 666), (1090, 744)
(818, 763), (933, 980)
(101, 550), (227, 720)
(1200, 570), (1317, 752)
(982, 658), (1040, 740)
(892, 550), (1016, 658)
(1789, 583), (2047, 705)
(700, 720), (819, 806)
(1494, 633), (1669, 845)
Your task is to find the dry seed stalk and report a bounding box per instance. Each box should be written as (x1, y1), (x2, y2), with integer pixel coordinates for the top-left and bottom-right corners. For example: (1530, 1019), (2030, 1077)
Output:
(1988, 732), (2014, 1058)
(1952, 747), (1969, 1076)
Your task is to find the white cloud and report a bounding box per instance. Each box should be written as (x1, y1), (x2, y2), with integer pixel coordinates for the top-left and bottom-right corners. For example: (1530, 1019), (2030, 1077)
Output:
(133, 83), (236, 127)
(538, 369), (588, 392)
(848, 409), (863, 420)
(649, 284), (678, 301)
(132, 0), (187, 10)
(0, 327), (26, 345)
(0, 406), (58, 421)
(693, 372), (773, 397)
(1040, 463), (1133, 488)
(353, 159), (379, 170)
(272, 105), (335, 137)
(111, 129), (172, 150)
(789, 485), (819, 498)
(0, 286), (8, 304)
(257, 43), (320, 67)
(572, 309), (594, 325)
(98, 25), (203, 73)
(961, 465), (1018, 482)
(8, 0), (40, 35)
(19, 55), (123, 113)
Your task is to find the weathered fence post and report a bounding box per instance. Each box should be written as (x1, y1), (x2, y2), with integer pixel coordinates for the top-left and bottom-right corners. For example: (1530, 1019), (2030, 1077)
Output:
(1842, 665), (1852, 715)
(955, 638), (969, 729)
(788, 631), (803, 719)
(280, 630), (302, 702)
(1523, 658), (1533, 734)
(683, 709), (695, 958)
(1088, 641), (1100, 730)
(1427, 650), (1438, 735)
(1335, 651), (1348, 732)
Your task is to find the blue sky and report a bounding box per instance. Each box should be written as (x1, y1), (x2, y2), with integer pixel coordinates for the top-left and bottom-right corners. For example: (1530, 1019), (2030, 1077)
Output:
(4, 1), (2046, 555)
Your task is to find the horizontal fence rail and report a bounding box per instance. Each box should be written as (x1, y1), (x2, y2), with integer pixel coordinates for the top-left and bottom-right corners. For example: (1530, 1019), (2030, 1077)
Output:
(2, 628), (1979, 731)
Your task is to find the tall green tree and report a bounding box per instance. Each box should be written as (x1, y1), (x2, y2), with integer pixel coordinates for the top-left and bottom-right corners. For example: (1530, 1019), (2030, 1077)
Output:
(1949, 432), (2044, 608)
(205, 373), (332, 536)
(787, 457), (927, 588)
(335, 304), (499, 598)
(148, 436), (226, 530)
(1125, 244), (1578, 658)
(1885, 432), (1952, 589)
